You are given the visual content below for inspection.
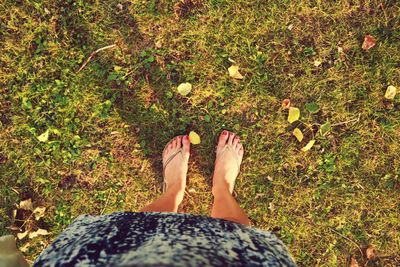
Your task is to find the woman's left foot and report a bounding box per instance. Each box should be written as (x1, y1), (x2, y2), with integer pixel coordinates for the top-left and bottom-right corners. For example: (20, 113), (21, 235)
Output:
(163, 135), (190, 200)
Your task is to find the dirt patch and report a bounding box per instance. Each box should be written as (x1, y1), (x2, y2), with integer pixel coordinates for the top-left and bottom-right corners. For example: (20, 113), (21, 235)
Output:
(174, 0), (204, 20)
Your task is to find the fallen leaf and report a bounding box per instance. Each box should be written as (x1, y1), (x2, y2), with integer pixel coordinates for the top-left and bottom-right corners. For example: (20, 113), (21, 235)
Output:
(228, 65), (244, 80)
(384, 85), (397, 100)
(281, 99), (291, 109)
(314, 59), (322, 67)
(189, 131), (201, 145)
(19, 199), (33, 211)
(188, 188), (196, 193)
(366, 245), (376, 260)
(33, 206), (46, 221)
(155, 40), (162, 49)
(37, 129), (49, 142)
(305, 102), (320, 113)
(20, 242), (30, 253)
(177, 82), (192, 96)
(287, 24), (293, 31)
(350, 256), (360, 267)
(293, 128), (304, 142)
(301, 139), (315, 152)
(17, 231), (29, 240)
(287, 107), (300, 123)
(29, 228), (49, 239)
(362, 35), (376, 50)
(320, 121), (331, 136)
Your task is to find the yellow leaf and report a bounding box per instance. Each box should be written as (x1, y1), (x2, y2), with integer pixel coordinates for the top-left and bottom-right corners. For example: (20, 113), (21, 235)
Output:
(384, 85), (397, 100)
(29, 228), (49, 239)
(37, 129), (49, 142)
(293, 128), (303, 142)
(18, 199), (33, 211)
(287, 107), (300, 123)
(17, 231), (29, 240)
(301, 140), (315, 152)
(313, 59), (322, 67)
(188, 131), (201, 145)
(33, 206), (46, 221)
(177, 82), (192, 96)
(228, 65), (243, 80)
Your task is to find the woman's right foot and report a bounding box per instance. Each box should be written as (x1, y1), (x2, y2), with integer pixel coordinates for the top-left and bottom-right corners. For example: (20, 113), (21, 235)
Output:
(212, 130), (244, 194)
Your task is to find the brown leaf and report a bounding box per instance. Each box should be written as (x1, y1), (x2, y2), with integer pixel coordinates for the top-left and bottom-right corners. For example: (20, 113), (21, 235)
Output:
(366, 245), (376, 260)
(281, 99), (291, 109)
(350, 256), (360, 267)
(362, 35), (376, 50)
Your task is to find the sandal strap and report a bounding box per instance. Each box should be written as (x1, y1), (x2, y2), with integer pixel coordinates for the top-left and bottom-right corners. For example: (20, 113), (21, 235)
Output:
(215, 144), (240, 172)
(162, 148), (183, 193)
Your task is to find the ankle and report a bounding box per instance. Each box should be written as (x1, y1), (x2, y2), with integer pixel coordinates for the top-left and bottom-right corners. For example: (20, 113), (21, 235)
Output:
(212, 182), (231, 197)
(166, 184), (185, 203)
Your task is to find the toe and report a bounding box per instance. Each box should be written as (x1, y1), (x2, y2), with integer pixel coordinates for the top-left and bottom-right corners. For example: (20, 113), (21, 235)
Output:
(182, 135), (190, 158)
(238, 145), (244, 157)
(233, 136), (240, 147)
(176, 136), (182, 149)
(172, 137), (178, 149)
(228, 132), (235, 145)
(217, 130), (229, 147)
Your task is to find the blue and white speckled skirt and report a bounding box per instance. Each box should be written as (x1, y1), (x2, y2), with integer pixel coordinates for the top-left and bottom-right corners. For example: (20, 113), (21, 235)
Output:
(33, 212), (296, 266)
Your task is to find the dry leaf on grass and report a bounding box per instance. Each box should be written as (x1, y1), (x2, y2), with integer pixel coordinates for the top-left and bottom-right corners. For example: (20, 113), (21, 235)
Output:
(362, 35), (376, 50)
(177, 82), (192, 96)
(301, 140), (315, 152)
(228, 65), (244, 80)
(37, 129), (49, 142)
(287, 107), (300, 123)
(384, 85), (397, 100)
(314, 59), (322, 67)
(33, 206), (46, 220)
(366, 245), (376, 260)
(17, 231), (29, 240)
(293, 128), (304, 142)
(29, 228), (50, 239)
(189, 131), (201, 145)
(281, 99), (291, 109)
(350, 256), (360, 267)
(18, 199), (33, 211)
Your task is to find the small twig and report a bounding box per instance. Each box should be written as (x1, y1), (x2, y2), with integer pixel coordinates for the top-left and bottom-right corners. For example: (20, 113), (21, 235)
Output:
(331, 115), (360, 127)
(100, 189), (113, 215)
(328, 227), (363, 257)
(77, 44), (117, 73)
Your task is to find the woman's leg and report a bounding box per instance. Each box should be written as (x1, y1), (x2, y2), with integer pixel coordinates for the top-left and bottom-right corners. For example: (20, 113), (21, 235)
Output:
(141, 135), (190, 212)
(211, 131), (251, 225)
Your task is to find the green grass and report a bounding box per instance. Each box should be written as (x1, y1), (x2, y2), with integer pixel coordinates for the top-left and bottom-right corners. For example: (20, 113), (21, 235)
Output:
(1, 0), (399, 266)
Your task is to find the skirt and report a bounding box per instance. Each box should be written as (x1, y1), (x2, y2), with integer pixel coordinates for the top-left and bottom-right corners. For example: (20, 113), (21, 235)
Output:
(33, 212), (296, 266)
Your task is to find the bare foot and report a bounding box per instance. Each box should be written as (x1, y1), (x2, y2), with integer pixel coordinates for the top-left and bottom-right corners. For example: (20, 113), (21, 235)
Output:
(163, 135), (190, 202)
(212, 130), (244, 194)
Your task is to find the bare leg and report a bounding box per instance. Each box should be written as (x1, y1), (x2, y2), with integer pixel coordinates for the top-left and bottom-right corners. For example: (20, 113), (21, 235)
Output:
(211, 131), (250, 225)
(141, 135), (190, 212)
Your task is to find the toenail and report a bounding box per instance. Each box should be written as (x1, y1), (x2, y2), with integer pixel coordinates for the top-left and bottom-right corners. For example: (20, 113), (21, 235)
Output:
(184, 135), (188, 140)
(223, 131), (227, 135)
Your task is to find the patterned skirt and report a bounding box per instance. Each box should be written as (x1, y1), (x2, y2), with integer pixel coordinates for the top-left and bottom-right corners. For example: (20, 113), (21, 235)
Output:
(33, 212), (296, 266)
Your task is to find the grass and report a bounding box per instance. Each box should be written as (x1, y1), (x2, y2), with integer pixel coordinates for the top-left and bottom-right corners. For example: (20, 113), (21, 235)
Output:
(1, 0), (399, 266)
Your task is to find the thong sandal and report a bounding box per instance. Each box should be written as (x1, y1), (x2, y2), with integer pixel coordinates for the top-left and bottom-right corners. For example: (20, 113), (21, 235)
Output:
(162, 136), (184, 193)
(214, 141), (241, 181)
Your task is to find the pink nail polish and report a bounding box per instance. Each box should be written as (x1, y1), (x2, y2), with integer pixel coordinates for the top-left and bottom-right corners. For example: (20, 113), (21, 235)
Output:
(184, 135), (188, 140)
(223, 131), (227, 135)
